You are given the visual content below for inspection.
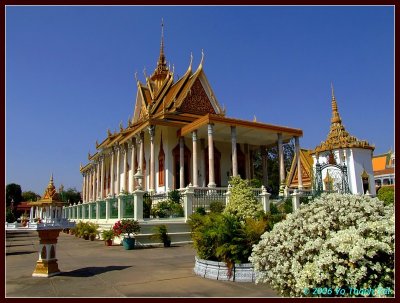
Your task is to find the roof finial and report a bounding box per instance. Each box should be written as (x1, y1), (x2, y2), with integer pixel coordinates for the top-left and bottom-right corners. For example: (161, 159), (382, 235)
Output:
(50, 173), (53, 183)
(190, 52), (193, 67)
(200, 49), (205, 67)
(143, 67), (147, 79)
(134, 71), (138, 82)
(330, 82), (341, 124)
(161, 18), (164, 53)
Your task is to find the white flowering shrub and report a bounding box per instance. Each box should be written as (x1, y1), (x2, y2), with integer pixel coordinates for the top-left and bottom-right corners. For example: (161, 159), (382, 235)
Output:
(249, 193), (394, 297)
(223, 176), (264, 221)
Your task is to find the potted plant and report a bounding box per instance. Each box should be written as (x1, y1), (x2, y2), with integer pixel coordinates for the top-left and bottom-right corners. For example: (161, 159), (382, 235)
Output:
(113, 219), (141, 250)
(88, 222), (99, 241)
(101, 229), (115, 246)
(151, 224), (171, 247)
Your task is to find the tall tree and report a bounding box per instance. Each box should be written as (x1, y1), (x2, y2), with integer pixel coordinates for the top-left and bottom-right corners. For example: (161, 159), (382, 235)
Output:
(22, 191), (41, 202)
(252, 139), (295, 197)
(6, 183), (23, 207)
(59, 188), (81, 204)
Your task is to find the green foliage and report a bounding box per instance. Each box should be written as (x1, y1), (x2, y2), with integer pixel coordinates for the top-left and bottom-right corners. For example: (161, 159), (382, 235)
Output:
(6, 183), (23, 207)
(151, 199), (184, 218)
(252, 140), (295, 197)
(59, 188), (81, 204)
(209, 200), (225, 213)
(249, 178), (262, 188)
(6, 208), (16, 223)
(74, 221), (99, 237)
(224, 176), (264, 221)
(101, 228), (115, 241)
(195, 207), (206, 215)
(269, 202), (279, 215)
(22, 191), (40, 202)
(377, 186), (394, 206)
(168, 190), (182, 204)
(151, 225), (171, 243)
(143, 193), (152, 218)
(189, 213), (268, 269)
(282, 198), (293, 214)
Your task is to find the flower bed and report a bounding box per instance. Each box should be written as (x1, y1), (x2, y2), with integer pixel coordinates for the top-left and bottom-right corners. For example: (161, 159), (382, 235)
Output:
(250, 193), (394, 297)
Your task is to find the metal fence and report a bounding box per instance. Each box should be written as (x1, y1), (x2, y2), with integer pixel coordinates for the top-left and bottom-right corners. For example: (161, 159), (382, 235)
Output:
(122, 195), (134, 218)
(192, 187), (228, 213)
(146, 191), (184, 219)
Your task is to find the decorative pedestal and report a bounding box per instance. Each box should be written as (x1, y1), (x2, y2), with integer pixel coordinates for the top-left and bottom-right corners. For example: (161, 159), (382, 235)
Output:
(32, 229), (62, 277)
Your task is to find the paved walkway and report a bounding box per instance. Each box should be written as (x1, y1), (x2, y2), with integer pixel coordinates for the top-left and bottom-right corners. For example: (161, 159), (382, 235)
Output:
(6, 230), (277, 297)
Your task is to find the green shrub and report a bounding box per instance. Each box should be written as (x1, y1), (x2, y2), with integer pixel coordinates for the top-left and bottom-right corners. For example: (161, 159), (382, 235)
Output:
(151, 224), (171, 244)
(189, 212), (268, 273)
(224, 176), (264, 221)
(250, 193), (394, 297)
(168, 190), (182, 204)
(143, 193), (152, 218)
(151, 199), (184, 218)
(101, 228), (115, 241)
(195, 207), (206, 215)
(270, 202), (279, 215)
(377, 186), (394, 206)
(210, 200), (225, 213)
(6, 208), (15, 223)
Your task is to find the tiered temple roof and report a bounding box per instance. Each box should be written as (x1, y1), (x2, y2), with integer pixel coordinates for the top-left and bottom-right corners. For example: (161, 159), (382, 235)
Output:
(312, 85), (374, 155)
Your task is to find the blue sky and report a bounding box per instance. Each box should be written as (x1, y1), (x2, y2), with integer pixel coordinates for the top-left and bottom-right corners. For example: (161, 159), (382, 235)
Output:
(6, 6), (394, 194)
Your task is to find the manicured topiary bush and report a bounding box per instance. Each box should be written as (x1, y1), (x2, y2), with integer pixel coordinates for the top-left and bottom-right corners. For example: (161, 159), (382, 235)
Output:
(223, 176), (264, 221)
(249, 193), (394, 297)
(377, 186), (394, 206)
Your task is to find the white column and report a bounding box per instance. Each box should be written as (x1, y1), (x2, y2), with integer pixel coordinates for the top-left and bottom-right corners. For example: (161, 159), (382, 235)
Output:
(295, 136), (303, 190)
(180, 136), (185, 189)
(207, 124), (216, 188)
(110, 149), (115, 196)
(116, 146), (121, 194)
(87, 172), (90, 201)
(96, 160), (100, 200)
(278, 133), (285, 195)
(130, 138), (137, 192)
(149, 125), (155, 192)
(92, 168), (96, 202)
(82, 174), (85, 203)
(86, 173), (90, 202)
(231, 126), (238, 177)
(192, 130), (198, 187)
(138, 133), (144, 176)
(82, 174), (85, 202)
(100, 156), (105, 199)
(123, 145), (128, 192)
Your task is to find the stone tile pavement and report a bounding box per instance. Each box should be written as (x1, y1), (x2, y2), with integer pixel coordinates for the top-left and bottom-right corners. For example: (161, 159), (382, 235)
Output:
(6, 230), (277, 297)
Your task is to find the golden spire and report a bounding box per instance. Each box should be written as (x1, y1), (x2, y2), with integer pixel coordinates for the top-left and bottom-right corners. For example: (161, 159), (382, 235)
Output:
(312, 84), (374, 154)
(151, 18), (169, 82)
(330, 82), (341, 124)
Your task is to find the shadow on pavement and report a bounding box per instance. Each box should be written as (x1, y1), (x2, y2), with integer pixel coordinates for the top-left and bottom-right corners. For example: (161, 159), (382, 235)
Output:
(58, 266), (131, 277)
(6, 251), (36, 256)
